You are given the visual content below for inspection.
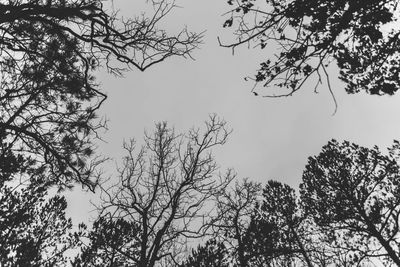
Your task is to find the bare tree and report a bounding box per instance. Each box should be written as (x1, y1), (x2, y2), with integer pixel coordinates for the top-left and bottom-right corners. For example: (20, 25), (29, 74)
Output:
(76, 115), (234, 266)
(0, 0), (202, 189)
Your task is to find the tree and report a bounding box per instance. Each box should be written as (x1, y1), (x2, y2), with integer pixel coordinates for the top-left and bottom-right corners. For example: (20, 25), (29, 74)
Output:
(222, 0), (400, 99)
(0, 177), (77, 266)
(75, 115), (234, 267)
(300, 140), (400, 266)
(0, 0), (202, 189)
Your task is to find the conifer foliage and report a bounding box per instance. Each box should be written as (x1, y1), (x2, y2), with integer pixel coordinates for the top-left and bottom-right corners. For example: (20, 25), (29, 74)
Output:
(222, 0), (400, 97)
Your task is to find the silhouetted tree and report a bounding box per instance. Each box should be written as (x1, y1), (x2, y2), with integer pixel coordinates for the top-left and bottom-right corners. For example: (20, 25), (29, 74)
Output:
(222, 0), (400, 98)
(76, 115), (234, 267)
(0, 0), (202, 189)
(300, 140), (400, 266)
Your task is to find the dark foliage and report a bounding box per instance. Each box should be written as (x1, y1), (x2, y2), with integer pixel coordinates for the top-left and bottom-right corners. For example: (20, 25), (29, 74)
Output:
(0, 130), (76, 265)
(182, 239), (230, 267)
(73, 217), (141, 266)
(243, 180), (314, 266)
(222, 0), (400, 97)
(301, 140), (400, 265)
(0, 179), (76, 266)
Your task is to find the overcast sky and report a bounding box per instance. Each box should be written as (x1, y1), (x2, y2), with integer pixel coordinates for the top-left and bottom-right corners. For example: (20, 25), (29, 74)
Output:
(65, 0), (400, 225)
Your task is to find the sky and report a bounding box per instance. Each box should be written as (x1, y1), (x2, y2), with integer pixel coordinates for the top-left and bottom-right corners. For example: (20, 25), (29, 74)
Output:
(65, 0), (400, 225)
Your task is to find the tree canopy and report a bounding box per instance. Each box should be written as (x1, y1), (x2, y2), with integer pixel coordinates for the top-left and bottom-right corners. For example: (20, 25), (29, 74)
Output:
(182, 239), (230, 267)
(301, 140), (400, 266)
(222, 0), (400, 98)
